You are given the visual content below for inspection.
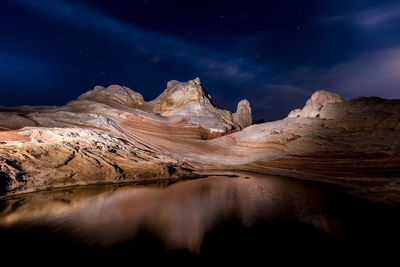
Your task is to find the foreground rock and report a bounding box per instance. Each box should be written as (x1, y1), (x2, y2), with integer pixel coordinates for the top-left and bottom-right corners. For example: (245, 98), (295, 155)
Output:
(0, 82), (399, 203)
(0, 78), (252, 195)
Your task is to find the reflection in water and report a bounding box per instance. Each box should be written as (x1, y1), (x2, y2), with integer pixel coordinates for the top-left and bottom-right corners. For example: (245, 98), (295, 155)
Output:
(0, 172), (400, 262)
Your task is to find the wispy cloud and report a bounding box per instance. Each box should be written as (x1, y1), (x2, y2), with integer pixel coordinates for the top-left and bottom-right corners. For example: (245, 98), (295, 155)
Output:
(241, 46), (400, 119)
(10, 0), (268, 84)
(356, 4), (400, 28)
(319, 2), (400, 30)
(324, 47), (400, 98)
(198, 57), (258, 83)
(0, 52), (55, 85)
(265, 47), (400, 100)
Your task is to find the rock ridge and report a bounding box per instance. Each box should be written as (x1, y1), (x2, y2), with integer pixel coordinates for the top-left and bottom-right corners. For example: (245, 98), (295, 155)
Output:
(78, 77), (252, 132)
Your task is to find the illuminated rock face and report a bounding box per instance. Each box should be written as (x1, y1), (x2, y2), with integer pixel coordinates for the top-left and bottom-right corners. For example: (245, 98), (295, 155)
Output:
(233, 99), (252, 129)
(0, 78), (252, 195)
(0, 85), (399, 202)
(78, 77), (252, 132)
(288, 90), (344, 118)
(78, 85), (145, 107)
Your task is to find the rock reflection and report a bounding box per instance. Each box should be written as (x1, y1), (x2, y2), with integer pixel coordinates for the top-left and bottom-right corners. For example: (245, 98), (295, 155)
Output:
(0, 172), (340, 253)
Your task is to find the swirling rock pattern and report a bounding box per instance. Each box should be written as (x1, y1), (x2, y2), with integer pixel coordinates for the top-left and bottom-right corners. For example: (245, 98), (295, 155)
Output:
(0, 80), (399, 203)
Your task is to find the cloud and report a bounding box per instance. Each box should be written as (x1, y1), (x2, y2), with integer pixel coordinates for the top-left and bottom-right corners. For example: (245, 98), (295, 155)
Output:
(10, 0), (268, 85)
(198, 57), (259, 83)
(320, 2), (400, 30)
(354, 3), (400, 29)
(241, 46), (400, 120)
(0, 52), (55, 85)
(266, 47), (400, 100)
(324, 48), (400, 98)
(316, 2), (400, 31)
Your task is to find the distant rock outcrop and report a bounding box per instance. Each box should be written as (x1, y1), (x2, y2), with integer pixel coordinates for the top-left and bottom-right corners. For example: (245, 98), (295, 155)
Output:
(288, 90), (344, 118)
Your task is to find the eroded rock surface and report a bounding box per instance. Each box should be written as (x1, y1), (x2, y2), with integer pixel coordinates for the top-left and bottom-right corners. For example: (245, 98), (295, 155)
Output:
(0, 84), (400, 203)
(77, 77), (251, 132)
(0, 78), (252, 195)
(78, 85), (145, 107)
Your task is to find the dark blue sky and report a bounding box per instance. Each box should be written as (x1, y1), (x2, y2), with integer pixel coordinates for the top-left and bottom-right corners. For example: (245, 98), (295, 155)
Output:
(1, 0), (400, 120)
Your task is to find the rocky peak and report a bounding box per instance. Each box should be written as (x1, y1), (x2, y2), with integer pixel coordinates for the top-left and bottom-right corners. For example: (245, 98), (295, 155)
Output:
(150, 77), (214, 116)
(193, 77), (201, 84)
(75, 77), (252, 132)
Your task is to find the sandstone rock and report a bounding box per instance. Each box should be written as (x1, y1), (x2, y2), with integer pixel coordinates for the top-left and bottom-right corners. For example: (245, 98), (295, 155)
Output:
(0, 113), (37, 130)
(306, 90), (344, 106)
(287, 108), (302, 118)
(149, 78), (211, 116)
(147, 78), (231, 132)
(146, 77), (252, 131)
(288, 90), (344, 118)
(229, 92), (400, 199)
(0, 78), (253, 195)
(78, 84), (144, 108)
(233, 99), (252, 129)
(1, 84), (400, 204)
(76, 78), (251, 132)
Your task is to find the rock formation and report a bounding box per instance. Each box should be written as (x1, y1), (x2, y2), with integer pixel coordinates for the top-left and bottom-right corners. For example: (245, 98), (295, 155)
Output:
(78, 84), (145, 107)
(77, 77), (251, 133)
(233, 99), (252, 129)
(0, 78), (252, 195)
(0, 82), (399, 203)
(288, 90), (344, 118)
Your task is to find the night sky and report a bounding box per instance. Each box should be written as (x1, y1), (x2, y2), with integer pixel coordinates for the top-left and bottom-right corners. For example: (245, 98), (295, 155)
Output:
(2, 0), (400, 120)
